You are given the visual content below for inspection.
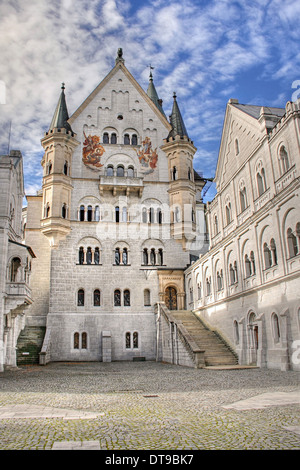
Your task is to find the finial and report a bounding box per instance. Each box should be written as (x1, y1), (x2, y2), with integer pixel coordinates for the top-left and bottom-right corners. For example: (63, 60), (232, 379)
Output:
(148, 65), (154, 80)
(61, 82), (65, 90)
(173, 91), (177, 99)
(116, 48), (125, 64)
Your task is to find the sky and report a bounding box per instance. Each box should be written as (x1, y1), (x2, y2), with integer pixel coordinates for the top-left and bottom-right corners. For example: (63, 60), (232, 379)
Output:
(1, 0), (300, 202)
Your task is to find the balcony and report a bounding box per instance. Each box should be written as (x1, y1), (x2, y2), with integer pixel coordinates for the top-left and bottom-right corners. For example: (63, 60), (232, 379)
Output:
(99, 175), (144, 197)
(275, 164), (297, 194)
(5, 281), (33, 314)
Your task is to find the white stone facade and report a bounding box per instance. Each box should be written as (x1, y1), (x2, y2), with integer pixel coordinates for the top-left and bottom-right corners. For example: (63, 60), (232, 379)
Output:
(185, 99), (300, 371)
(24, 53), (207, 363)
(0, 151), (34, 371)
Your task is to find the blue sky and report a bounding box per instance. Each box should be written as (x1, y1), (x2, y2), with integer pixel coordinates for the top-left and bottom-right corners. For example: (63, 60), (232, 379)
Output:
(1, 0), (300, 202)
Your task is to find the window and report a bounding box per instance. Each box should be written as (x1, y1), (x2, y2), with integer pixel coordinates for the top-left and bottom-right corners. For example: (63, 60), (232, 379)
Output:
(111, 133), (117, 144)
(214, 215), (219, 235)
(216, 270), (223, 291)
(94, 247), (100, 265)
(81, 332), (87, 349)
(272, 313), (280, 343)
(74, 332), (79, 349)
(87, 205), (93, 222)
(172, 166), (177, 181)
(263, 242), (272, 269)
(131, 134), (137, 145)
(206, 277), (211, 296)
(115, 206), (120, 223)
(157, 209), (162, 224)
(133, 331), (138, 348)
(279, 145), (290, 174)
(107, 165), (113, 176)
(79, 205), (85, 221)
(95, 206), (100, 222)
(115, 248), (120, 265)
(79, 247), (84, 265)
(149, 207), (154, 223)
(143, 248), (148, 265)
(47, 161), (52, 174)
(150, 248), (156, 266)
(144, 289), (150, 306)
(125, 332), (139, 349)
(197, 282), (202, 300)
(250, 251), (256, 275)
(94, 289), (101, 306)
(77, 289), (84, 306)
(245, 255), (251, 278)
(229, 262), (238, 285)
(103, 132), (109, 144)
(117, 165), (124, 177)
(11, 257), (21, 282)
(239, 186), (247, 212)
(287, 228), (298, 258)
(123, 248), (128, 265)
(225, 202), (232, 225)
(86, 247), (92, 264)
(114, 289), (121, 306)
(74, 332), (87, 349)
(125, 332), (131, 348)
(233, 320), (239, 344)
(124, 289), (130, 306)
(270, 238), (277, 265)
(63, 161), (68, 175)
(158, 248), (163, 266)
(142, 208), (147, 223)
(257, 167), (267, 196)
(122, 207), (127, 222)
(128, 166), (134, 177)
(124, 134), (130, 145)
(62, 204), (67, 219)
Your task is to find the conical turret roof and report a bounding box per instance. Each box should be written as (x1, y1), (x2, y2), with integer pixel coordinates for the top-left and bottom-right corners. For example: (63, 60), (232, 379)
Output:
(146, 70), (166, 117)
(49, 83), (73, 133)
(168, 92), (189, 139)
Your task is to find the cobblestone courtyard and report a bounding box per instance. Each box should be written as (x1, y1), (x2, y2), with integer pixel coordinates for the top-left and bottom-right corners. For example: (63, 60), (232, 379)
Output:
(0, 361), (299, 451)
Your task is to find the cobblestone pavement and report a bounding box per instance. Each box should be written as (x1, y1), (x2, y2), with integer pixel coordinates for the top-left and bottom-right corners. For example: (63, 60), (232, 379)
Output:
(0, 361), (299, 451)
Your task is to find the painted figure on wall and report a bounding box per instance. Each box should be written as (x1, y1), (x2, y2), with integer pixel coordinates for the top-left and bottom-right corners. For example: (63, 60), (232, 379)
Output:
(82, 131), (105, 170)
(136, 136), (158, 174)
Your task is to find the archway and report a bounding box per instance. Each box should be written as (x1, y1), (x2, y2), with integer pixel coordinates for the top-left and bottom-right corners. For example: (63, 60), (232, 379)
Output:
(165, 286), (178, 310)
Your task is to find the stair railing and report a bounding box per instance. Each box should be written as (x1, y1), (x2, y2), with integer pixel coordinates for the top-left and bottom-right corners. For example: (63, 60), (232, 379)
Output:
(39, 327), (51, 365)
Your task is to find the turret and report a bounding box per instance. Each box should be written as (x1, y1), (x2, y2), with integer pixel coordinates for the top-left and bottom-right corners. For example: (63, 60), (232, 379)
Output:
(40, 83), (79, 247)
(161, 93), (202, 250)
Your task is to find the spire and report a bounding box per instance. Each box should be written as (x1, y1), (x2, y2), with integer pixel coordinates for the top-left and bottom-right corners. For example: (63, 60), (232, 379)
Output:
(49, 83), (73, 133)
(146, 68), (166, 117)
(168, 92), (189, 139)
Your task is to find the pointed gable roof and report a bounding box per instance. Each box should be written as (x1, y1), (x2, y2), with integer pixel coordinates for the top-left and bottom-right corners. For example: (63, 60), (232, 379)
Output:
(68, 50), (171, 130)
(168, 92), (189, 139)
(49, 83), (73, 133)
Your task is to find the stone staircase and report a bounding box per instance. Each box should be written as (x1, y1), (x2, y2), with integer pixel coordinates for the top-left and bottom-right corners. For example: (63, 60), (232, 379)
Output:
(171, 310), (238, 367)
(16, 327), (46, 366)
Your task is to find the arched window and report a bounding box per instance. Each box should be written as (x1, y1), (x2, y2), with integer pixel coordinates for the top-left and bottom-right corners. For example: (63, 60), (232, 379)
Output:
(127, 166), (134, 177)
(149, 207), (154, 223)
(239, 187), (247, 212)
(77, 289), (84, 306)
(272, 313), (280, 343)
(206, 277), (211, 296)
(263, 243), (272, 269)
(81, 332), (87, 349)
(107, 165), (113, 176)
(103, 132), (109, 144)
(250, 251), (256, 275)
(117, 165), (124, 177)
(157, 209), (162, 224)
(79, 205), (85, 221)
(172, 166), (177, 181)
(131, 134), (137, 145)
(111, 133), (117, 144)
(270, 238), (277, 265)
(225, 202), (232, 225)
(197, 282), (202, 300)
(142, 208), (147, 223)
(63, 161), (68, 176)
(122, 207), (127, 222)
(95, 206), (100, 222)
(45, 203), (50, 218)
(87, 205), (93, 222)
(216, 270), (223, 291)
(287, 228), (298, 258)
(74, 332), (80, 349)
(143, 248), (148, 265)
(48, 161), (52, 174)
(124, 134), (130, 145)
(11, 257), (21, 282)
(158, 248), (163, 266)
(279, 146), (290, 174)
(79, 247), (84, 265)
(125, 332), (131, 348)
(257, 167), (267, 196)
(188, 167), (191, 180)
(115, 206), (120, 223)
(144, 289), (150, 306)
(214, 215), (219, 235)
(124, 289), (130, 306)
(229, 263), (237, 285)
(133, 331), (138, 348)
(174, 207), (180, 223)
(115, 248), (120, 265)
(94, 289), (101, 306)
(86, 247), (92, 265)
(150, 248), (156, 266)
(62, 203), (67, 219)
(114, 289), (121, 306)
(245, 254), (251, 278)
(94, 247), (100, 265)
(233, 320), (239, 344)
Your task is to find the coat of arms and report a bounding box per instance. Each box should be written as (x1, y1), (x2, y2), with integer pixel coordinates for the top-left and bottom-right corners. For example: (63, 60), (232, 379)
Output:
(135, 137), (158, 175)
(82, 132), (105, 170)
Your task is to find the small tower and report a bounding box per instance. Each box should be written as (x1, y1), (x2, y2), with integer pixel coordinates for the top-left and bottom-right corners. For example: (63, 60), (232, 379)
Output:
(40, 83), (79, 247)
(146, 68), (166, 117)
(161, 93), (203, 250)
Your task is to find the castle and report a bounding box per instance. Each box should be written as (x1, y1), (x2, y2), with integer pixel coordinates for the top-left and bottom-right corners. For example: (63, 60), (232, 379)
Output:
(1, 50), (299, 371)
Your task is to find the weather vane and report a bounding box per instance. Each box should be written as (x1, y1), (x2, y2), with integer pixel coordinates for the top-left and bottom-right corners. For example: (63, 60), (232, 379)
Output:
(147, 64), (155, 79)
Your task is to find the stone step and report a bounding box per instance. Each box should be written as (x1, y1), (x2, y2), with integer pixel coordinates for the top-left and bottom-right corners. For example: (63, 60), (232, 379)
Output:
(17, 327), (46, 365)
(172, 310), (238, 367)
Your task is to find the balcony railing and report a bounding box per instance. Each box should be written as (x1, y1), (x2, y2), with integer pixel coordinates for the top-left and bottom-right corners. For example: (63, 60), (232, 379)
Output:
(99, 175), (144, 197)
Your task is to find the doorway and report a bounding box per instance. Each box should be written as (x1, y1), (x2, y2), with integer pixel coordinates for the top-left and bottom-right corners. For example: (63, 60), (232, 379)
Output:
(165, 286), (178, 310)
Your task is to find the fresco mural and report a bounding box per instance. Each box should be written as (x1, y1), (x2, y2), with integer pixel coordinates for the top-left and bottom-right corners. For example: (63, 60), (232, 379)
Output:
(136, 137), (158, 175)
(82, 131), (105, 170)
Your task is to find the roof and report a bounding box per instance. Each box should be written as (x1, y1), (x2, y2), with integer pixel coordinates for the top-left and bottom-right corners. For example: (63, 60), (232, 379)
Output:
(231, 103), (285, 121)
(168, 92), (189, 139)
(49, 83), (73, 133)
(146, 71), (166, 117)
